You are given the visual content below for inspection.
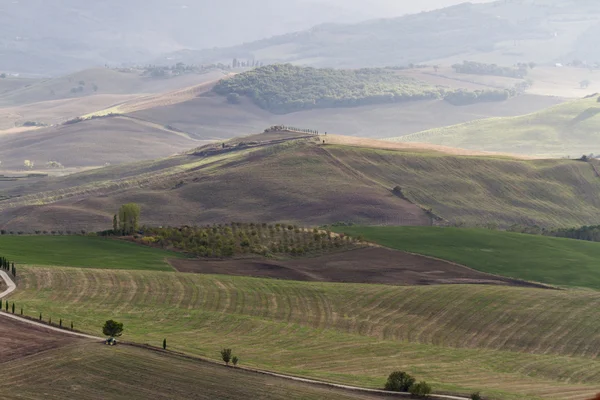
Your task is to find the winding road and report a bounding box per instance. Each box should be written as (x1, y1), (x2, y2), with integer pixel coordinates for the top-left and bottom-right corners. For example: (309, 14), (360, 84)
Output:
(0, 270), (469, 400)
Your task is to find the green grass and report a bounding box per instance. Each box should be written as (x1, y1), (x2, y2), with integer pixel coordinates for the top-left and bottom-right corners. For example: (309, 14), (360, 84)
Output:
(8, 266), (600, 399)
(0, 236), (180, 270)
(325, 145), (600, 228)
(392, 97), (600, 157)
(1, 342), (384, 400)
(332, 226), (600, 289)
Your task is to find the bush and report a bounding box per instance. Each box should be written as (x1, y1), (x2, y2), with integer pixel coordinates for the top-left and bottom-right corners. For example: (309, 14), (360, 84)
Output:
(471, 392), (482, 400)
(220, 348), (232, 365)
(384, 371), (415, 392)
(409, 381), (432, 397)
(226, 93), (241, 104)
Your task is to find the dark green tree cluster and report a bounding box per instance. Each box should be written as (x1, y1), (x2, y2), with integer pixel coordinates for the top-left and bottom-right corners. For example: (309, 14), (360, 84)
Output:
(220, 348), (240, 366)
(0, 257), (16, 277)
(213, 64), (443, 114)
(139, 223), (360, 258)
(548, 225), (600, 242)
(385, 371), (431, 397)
(452, 61), (528, 78)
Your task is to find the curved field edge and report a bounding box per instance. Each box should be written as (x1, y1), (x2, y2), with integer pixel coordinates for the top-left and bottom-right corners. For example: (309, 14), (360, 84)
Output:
(0, 236), (183, 270)
(7, 266), (600, 399)
(331, 226), (600, 290)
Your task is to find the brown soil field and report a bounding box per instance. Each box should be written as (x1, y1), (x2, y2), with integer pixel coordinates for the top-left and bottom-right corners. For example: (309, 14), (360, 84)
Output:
(0, 315), (79, 363)
(0, 116), (200, 169)
(171, 247), (547, 288)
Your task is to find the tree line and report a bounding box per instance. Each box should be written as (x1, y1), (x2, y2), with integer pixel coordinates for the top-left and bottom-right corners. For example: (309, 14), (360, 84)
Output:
(452, 60), (532, 78)
(0, 257), (16, 278)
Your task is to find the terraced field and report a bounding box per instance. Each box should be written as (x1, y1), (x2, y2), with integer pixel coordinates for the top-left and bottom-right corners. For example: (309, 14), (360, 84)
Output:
(8, 266), (600, 399)
(331, 226), (600, 290)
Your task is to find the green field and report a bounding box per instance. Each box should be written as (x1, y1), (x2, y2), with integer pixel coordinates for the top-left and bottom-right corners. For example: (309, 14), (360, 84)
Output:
(0, 236), (180, 270)
(332, 226), (600, 289)
(0, 342), (383, 400)
(8, 265), (600, 399)
(393, 97), (600, 157)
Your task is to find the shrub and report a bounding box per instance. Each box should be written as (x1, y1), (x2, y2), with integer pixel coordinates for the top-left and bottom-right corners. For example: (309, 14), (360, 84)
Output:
(471, 393), (482, 400)
(409, 381), (432, 397)
(220, 348), (232, 365)
(384, 371), (415, 392)
(232, 356), (239, 366)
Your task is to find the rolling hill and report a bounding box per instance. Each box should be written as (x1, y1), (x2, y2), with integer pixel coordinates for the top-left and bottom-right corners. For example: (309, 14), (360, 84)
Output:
(1, 133), (600, 231)
(0, 0), (491, 75)
(393, 96), (600, 157)
(165, 1), (600, 69)
(7, 262), (600, 399)
(0, 116), (201, 170)
(0, 318), (382, 400)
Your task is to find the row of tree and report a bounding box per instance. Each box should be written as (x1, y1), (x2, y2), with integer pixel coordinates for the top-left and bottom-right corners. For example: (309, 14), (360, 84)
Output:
(0, 257), (16, 277)
(112, 203), (141, 236)
(264, 125), (320, 135)
(452, 60), (532, 78)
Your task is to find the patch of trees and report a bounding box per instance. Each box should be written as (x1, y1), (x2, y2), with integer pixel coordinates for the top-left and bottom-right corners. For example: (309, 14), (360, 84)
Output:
(113, 203), (141, 236)
(22, 121), (47, 127)
(384, 371), (431, 397)
(452, 61), (529, 78)
(213, 64), (444, 114)
(443, 89), (513, 106)
(142, 62), (230, 78)
(548, 225), (600, 242)
(137, 223), (361, 258)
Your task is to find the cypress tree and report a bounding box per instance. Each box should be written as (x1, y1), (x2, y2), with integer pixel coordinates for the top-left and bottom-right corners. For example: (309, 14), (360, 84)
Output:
(71, 322), (74, 330)
(11, 303), (14, 314)
(49, 317), (51, 325)
(59, 319), (62, 328)
(5, 301), (7, 312)
(39, 313), (42, 321)
(163, 338), (167, 350)
(20, 307), (23, 315)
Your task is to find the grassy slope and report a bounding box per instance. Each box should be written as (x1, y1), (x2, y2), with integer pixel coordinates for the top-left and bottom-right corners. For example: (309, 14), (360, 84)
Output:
(333, 226), (600, 289)
(1, 342), (382, 400)
(393, 97), (600, 157)
(324, 145), (600, 227)
(2, 140), (600, 230)
(8, 266), (600, 400)
(0, 236), (180, 270)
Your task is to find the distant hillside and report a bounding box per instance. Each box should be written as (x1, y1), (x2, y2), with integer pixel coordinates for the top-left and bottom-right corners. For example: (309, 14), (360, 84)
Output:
(393, 97), (600, 157)
(0, 116), (200, 170)
(2, 136), (600, 231)
(0, 0), (490, 75)
(165, 1), (600, 69)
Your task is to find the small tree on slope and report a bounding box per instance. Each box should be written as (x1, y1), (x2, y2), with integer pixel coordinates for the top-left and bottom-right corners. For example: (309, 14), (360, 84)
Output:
(220, 348), (232, 365)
